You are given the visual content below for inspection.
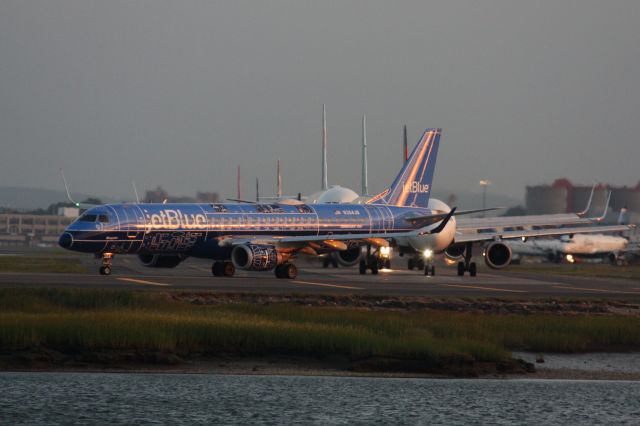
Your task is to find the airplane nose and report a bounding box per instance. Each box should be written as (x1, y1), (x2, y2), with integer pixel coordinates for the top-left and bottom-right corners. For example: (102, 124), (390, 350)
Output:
(58, 232), (73, 249)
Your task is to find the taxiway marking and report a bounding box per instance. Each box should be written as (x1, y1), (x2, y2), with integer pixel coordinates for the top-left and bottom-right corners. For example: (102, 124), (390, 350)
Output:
(552, 285), (640, 295)
(439, 284), (528, 293)
(117, 277), (170, 287)
(292, 280), (364, 290)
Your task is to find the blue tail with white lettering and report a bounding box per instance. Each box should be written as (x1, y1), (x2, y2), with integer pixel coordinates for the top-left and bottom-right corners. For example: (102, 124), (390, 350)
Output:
(367, 128), (441, 207)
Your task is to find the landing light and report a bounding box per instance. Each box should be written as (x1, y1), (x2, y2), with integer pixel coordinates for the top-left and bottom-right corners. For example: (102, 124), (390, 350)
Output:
(423, 249), (433, 259)
(380, 246), (391, 256)
(566, 254), (575, 264)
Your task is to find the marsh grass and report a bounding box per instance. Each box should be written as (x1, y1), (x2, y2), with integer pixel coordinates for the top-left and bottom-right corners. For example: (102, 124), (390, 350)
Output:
(1, 289), (639, 368)
(0, 255), (87, 273)
(508, 264), (640, 281)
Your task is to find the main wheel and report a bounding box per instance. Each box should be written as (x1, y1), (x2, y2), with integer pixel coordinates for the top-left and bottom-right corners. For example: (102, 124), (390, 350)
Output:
(223, 262), (235, 277)
(430, 265), (436, 276)
(359, 260), (367, 275)
(212, 261), (225, 277)
(408, 259), (415, 270)
(469, 262), (477, 277)
(457, 262), (465, 276)
(282, 263), (298, 279)
(99, 266), (111, 276)
(424, 265), (430, 276)
(331, 257), (339, 268)
(322, 257), (330, 268)
(370, 259), (379, 275)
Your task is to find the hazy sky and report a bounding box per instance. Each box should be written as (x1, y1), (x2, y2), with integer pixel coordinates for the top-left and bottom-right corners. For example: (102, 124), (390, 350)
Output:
(1, 1), (639, 202)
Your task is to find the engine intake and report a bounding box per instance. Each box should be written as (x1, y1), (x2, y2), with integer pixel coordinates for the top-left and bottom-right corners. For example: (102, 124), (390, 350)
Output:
(335, 246), (362, 267)
(232, 244), (283, 271)
(138, 254), (185, 268)
(484, 242), (512, 269)
(444, 243), (466, 261)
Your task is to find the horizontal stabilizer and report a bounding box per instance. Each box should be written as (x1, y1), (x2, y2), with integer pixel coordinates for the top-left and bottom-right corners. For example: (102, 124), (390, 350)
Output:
(405, 207), (502, 225)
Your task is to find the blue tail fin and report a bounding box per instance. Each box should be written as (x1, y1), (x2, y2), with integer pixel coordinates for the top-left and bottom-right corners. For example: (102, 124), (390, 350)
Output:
(368, 128), (441, 207)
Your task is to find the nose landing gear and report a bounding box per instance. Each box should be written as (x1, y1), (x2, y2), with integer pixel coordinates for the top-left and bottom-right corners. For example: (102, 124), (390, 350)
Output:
(99, 253), (113, 275)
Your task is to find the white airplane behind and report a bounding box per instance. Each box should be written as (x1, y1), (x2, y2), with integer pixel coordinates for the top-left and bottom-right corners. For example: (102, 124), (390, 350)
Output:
(505, 231), (629, 264)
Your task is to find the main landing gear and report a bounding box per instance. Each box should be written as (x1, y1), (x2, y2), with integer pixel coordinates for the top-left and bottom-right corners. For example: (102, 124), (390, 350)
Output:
(99, 253), (113, 275)
(407, 257), (425, 271)
(457, 242), (477, 277)
(275, 263), (298, 279)
(359, 245), (381, 275)
(212, 261), (235, 277)
(322, 255), (339, 268)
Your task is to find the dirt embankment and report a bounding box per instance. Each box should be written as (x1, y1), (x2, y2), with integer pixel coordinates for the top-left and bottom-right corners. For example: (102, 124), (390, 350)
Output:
(168, 292), (640, 316)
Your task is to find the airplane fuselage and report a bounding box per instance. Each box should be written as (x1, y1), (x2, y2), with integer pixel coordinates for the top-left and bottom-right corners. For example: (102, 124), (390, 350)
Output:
(59, 202), (435, 259)
(507, 234), (628, 257)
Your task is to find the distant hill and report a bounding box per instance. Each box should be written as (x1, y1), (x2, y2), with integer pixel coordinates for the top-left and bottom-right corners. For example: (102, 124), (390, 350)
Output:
(0, 186), (116, 210)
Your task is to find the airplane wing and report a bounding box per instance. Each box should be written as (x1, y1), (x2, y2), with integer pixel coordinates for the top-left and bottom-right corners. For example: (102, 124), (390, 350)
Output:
(217, 229), (430, 249)
(457, 213), (598, 230)
(453, 224), (634, 244)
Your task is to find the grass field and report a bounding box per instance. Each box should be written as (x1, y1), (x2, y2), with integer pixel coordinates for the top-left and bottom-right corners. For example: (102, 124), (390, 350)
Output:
(507, 263), (640, 281)
(0, 255), (87, 274)
(1, 289), (639, 374)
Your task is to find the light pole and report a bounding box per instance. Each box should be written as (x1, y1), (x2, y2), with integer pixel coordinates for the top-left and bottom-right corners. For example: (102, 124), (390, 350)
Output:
(479, 180), (491, 217)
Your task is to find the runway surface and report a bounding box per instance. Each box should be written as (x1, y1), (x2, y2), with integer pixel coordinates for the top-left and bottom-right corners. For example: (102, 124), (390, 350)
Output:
(1, 256), (639, 300)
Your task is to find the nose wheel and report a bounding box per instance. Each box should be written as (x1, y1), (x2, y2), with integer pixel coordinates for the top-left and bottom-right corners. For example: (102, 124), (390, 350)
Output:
(424, 264), (435, 276)
(99, 253), (113, 275)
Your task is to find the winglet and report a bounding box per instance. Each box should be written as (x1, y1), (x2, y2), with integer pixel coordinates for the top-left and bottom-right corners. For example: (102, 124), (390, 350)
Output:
(576, 185), (596, 217)
(591, 190), (612, 222)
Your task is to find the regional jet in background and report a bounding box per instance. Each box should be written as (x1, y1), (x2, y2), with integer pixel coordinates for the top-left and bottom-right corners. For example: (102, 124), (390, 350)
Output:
(58, 127), (632, 278)
(505, 232), (631, 265)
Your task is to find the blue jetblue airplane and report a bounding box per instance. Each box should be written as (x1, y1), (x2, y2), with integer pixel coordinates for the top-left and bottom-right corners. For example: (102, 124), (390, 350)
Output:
(59, 129), (455, 278)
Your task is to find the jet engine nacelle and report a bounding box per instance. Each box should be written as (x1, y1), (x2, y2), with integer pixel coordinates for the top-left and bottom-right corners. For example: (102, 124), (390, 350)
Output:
(335, 246), (362, 267)
(138, 254), (185, 268)
(484, 242), (512, 269)
(444, 243), (466, 261)
(232, 244), (284, 271)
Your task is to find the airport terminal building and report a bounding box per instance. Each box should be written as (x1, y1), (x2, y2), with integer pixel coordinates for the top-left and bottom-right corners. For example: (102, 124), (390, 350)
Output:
(0, 209), (77, 247)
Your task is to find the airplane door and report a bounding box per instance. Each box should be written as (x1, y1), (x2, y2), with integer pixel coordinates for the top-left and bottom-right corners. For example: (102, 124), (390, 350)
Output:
(374, 206), (394, 232)
(121, 204), (144, 251)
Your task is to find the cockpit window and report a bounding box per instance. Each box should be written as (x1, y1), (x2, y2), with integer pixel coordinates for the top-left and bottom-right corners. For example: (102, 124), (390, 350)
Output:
(98, 215), (110, 223)
(78, 214), (97, 222)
